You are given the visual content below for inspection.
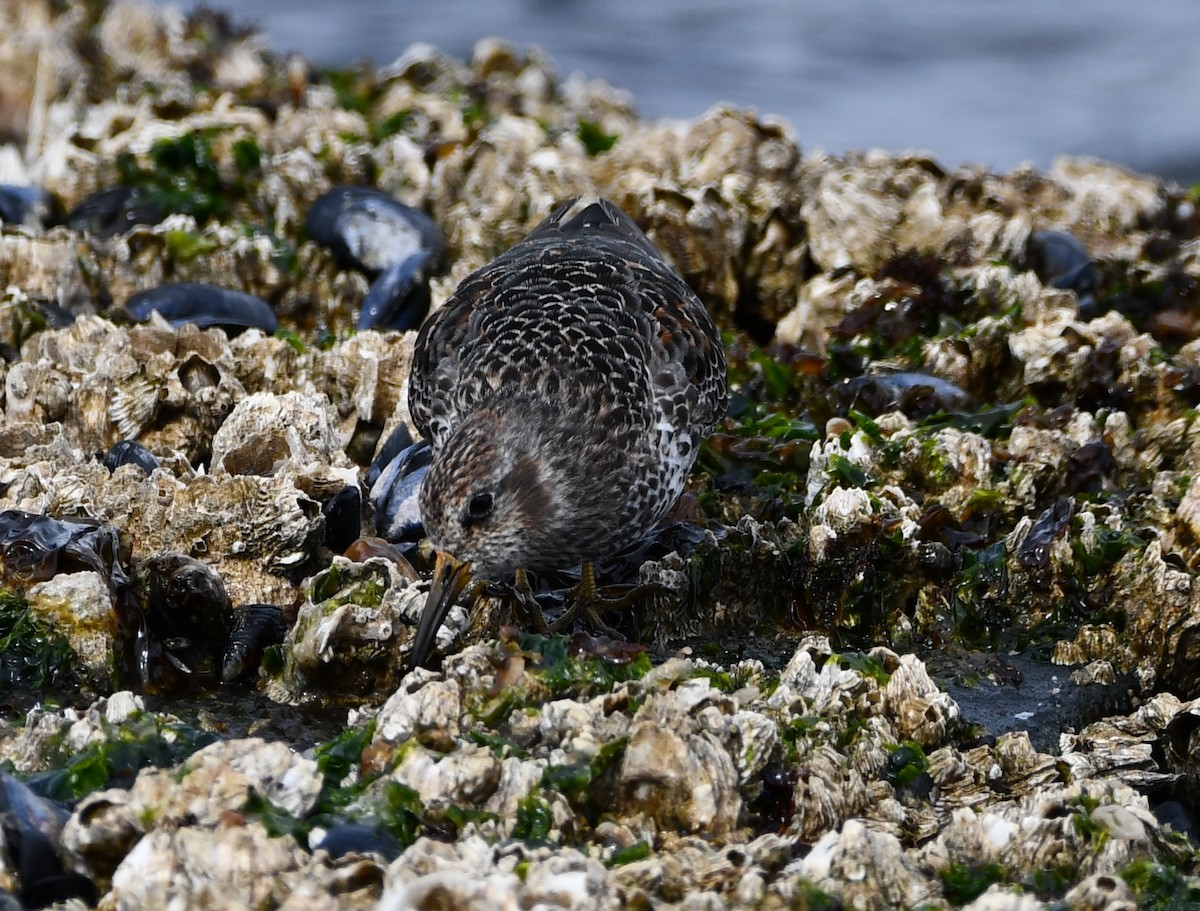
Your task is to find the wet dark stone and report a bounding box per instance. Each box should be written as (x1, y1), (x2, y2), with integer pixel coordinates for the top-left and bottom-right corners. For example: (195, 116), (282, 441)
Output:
(915, 540), (958, 578)
(0, 510), (128, 589)
(370, 440), (432, 543)
(364, 423), (414, 490)
(306, 186), (445, 277)
(221, 604), (287, 683)
(102, 440), (160, 475)
(831, 372), (971, 418)
(0, 185), (62, 230)
(358, 251), (435, 330)
(1152, 800), (1199, 847)
(65, 186), (165, 236)
(322, 486), (363, 554)
(124, 283), (278, 334)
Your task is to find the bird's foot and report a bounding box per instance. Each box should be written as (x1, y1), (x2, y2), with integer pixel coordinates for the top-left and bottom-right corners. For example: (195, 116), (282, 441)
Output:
(547, 562), (662, 640)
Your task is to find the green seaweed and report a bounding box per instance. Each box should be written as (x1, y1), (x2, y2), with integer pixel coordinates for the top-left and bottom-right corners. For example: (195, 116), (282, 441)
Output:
(1121, 860), (1200, 910)
(541, 736), (627, 800)
(825, 452), (873, 488)
(115, 128), (263, 227)
(833, 651), (892, 684)
(516, 631), (653, 698)
(0, 589), (81, 693)
(163, 228), (217, 262)
(313, 719), (376, 787)
(323, 67), (378, 114)
(607, 840), (651, 866)
(883, 740), (929, 788)
(467, 728), (531, 759)
(32, 712), (217, 801)
(576, 118), (619, 155)
(938, 861), (1007, 905)
(371, 110), (410, 143)
(513, 790), (555, 844)
(1072, 524), (1146, 577)
(951, 541), (1009, 645)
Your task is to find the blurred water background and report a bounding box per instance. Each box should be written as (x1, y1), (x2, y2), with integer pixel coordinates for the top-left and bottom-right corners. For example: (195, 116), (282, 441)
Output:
(156, 0), (1200, 183)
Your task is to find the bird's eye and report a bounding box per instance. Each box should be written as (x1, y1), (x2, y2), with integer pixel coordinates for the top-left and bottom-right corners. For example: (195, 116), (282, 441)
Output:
(465, 491), (494, 523)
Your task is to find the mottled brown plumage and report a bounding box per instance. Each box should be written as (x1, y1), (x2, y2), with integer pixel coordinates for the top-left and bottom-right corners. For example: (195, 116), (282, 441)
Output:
(407, 197), (727, 668)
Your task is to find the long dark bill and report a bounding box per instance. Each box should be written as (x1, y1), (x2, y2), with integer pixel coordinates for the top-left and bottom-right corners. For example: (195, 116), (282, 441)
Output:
(408, 551), (473, 671)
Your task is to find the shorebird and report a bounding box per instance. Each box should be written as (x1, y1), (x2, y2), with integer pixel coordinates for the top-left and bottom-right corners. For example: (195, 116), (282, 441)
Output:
(406, 197), (728, 669)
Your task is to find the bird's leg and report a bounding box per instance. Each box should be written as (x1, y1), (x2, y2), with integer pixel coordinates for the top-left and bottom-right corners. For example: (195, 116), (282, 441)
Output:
(511, 567), (550, 634)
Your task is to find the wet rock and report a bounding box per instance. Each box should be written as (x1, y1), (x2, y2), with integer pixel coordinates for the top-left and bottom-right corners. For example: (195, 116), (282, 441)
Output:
(284, 556), (426, 695)
(799, 819), (937, 910)
(210, 391), (349, 478)
(106, 824), (304, 910)
(27, 570), (118, 684)
(2, 2), (1200, 906)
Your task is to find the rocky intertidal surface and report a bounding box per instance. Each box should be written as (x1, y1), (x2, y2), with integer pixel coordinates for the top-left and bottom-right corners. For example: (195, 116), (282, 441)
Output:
(2, 1), (1200, 909)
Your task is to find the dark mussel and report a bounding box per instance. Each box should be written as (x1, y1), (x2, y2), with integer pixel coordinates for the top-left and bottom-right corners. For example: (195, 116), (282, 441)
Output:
(306, 186), (445, 276)
(1027, 230), (1099, 309)
(322, 485), (363, 554)
(126, 553), (234, 687)
(123, 283), (278, 334)
(369, 440), (432, 544)
(1016, 498), (1075, 574)
(102, 440), (160, 475)
(364, 423), (414, 490)
(306, 186), (445, 330)
(0, 773), (97, 907)
(0, 510), (128, 588)
(831, 372), (971, 418)
(65, 185), (165, 237)
(358, 251), (435, 330)
(0, 185), (63, 230)
(310, 822), (402, 861)
(221, 603), (287, 682)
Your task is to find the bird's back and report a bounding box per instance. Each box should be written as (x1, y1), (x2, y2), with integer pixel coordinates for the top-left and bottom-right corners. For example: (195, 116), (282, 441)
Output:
(409, 198), (727, 454)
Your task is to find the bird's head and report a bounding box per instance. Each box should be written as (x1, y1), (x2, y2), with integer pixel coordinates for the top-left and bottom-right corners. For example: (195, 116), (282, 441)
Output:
(418, 397), (563, 579)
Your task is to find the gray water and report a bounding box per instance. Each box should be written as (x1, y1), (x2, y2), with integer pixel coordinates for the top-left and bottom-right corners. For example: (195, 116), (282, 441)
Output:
(158, 0), (1200, 183)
